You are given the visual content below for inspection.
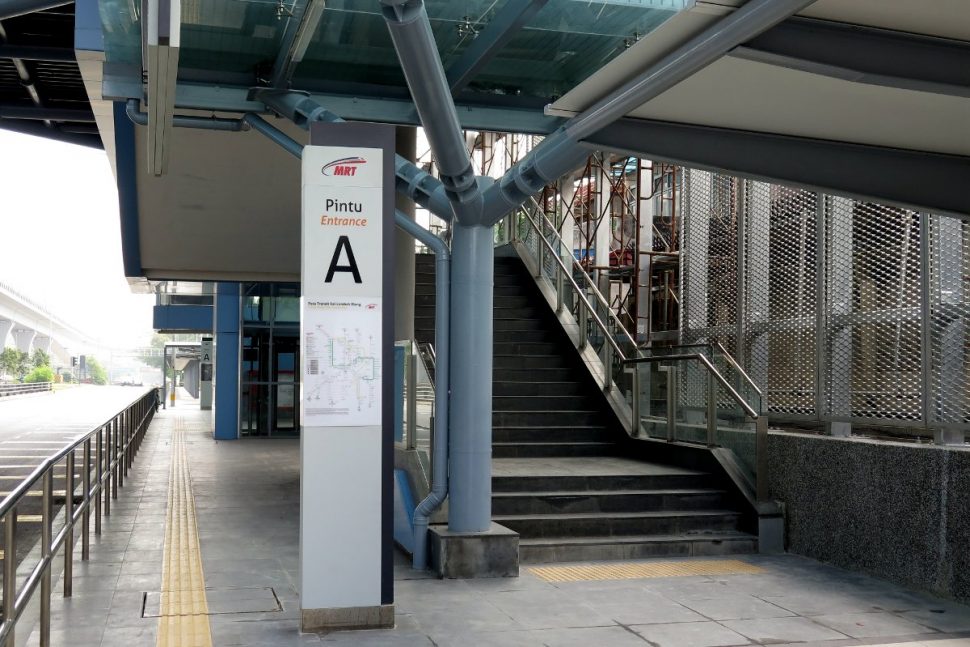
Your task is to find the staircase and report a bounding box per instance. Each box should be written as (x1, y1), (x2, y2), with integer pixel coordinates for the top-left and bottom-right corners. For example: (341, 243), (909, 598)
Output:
(414, 252), (757, 563)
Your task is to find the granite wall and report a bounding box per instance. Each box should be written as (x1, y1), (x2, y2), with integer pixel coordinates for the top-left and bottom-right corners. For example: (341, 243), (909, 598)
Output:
(768, 432), (970, 604)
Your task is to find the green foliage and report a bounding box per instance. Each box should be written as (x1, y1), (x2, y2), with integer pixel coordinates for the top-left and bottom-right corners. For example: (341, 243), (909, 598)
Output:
(140, 333), (170, 370)
(24, 365), (54, 383)
(0, 348), (30, 380)
(85, 356), (108, 385)
(31, 348), (50, 368)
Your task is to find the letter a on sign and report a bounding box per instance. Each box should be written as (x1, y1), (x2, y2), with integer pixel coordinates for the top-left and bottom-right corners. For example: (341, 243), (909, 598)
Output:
(325, 235), (362, 284)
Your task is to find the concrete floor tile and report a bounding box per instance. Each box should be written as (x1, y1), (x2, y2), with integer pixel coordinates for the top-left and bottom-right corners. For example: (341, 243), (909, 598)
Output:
(680, 595), (797, 621)
(631, 621), (751, 647)
(721, 616), (851, 643)
(811, 612), (937, 638)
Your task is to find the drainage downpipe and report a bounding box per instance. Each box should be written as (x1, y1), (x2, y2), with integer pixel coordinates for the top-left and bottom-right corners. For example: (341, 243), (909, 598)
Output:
(242, 114), (452, 570)
(394, 213), (450, 571)
(125, 99), (249, 131)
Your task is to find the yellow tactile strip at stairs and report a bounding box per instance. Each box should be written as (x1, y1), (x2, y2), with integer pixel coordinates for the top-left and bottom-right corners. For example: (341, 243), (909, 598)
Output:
(528, 559), (765, 583)
(157, 416), (213, 647)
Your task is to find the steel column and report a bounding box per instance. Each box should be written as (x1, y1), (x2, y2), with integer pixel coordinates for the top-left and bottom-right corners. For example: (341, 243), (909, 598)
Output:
(447, 224), (493, 532)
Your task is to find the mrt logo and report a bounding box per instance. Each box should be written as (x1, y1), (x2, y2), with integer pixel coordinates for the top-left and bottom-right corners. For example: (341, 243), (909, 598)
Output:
(322, 156), (367, 177)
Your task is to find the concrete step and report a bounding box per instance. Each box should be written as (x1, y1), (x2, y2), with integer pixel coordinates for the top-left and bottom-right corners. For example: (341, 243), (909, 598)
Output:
(493, 368), (576, 382)
(492, 410), (602, 426)
(492, 472), (719, 493)
(492, 441), (618, 459)
(491, 489), (732, 515)
(493, 330), (559, 344)
(494, 354), (570, 369)
(519, 533), (758, 564)
(492, 425), (613, 443)
(493, 342), (562, 355)
(493, 510), (744, 538)
(493, 381), (585, 396)
(493, 395), (594, 412)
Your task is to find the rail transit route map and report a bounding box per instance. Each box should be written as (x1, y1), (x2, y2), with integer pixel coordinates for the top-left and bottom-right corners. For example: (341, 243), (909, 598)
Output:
(303, 298), (381, 426)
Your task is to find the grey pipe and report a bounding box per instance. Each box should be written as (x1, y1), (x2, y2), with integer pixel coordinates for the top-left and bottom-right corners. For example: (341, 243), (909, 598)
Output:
(242, 114), (303, 158)
(254, 89), (454, 222)
(125, 99), (249, 132)
(479, 0), (815, 226)
(380, 0), (482, 224)
(394, 214), (450, 570)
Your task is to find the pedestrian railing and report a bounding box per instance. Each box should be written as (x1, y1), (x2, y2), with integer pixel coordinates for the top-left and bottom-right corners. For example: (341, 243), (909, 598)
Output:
(504, 203), (770, 502)
(0, 388), (157, 647)
(0, 382), (52, 398)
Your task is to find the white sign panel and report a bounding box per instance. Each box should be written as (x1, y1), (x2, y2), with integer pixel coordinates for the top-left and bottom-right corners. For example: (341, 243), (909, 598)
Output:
(301, 145), (384, 427)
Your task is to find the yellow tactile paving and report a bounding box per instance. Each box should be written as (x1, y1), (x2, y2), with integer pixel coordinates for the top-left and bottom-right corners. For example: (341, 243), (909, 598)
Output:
(528, 559), (765, 583)
(156, 416), (212, 647)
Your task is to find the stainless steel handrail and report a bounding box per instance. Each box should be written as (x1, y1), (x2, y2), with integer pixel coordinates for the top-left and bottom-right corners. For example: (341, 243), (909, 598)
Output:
(623, 354), (759, 420)
(711, 340), (764, 400)
(0, 388), (157, 647)
(519, 207), (627, 360)
(524, 198), (640, 352)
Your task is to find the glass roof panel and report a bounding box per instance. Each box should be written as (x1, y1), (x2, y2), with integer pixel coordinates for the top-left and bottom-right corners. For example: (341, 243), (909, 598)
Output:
(100, 0), (689, 101)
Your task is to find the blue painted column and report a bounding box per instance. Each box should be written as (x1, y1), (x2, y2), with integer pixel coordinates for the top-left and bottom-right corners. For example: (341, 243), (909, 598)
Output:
(213, 282), (241, 440)
(447, 224), (494, 532)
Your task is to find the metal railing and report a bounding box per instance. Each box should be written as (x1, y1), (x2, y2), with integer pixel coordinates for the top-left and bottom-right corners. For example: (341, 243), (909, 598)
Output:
(507, 206), (770, 501)
(0, 388), (157, 647)
(0, 382), (52, 398)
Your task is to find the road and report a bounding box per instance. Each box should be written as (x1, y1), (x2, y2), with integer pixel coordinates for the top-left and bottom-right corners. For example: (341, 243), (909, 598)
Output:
(0, 385), (154, 576)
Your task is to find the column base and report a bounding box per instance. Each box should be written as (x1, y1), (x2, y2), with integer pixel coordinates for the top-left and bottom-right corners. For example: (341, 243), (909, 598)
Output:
(301, 604), (394, 633)
(429, 522), (519, 578)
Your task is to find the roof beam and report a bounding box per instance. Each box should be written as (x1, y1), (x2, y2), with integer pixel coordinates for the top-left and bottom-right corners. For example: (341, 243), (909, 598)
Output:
(732, 17), (970, 98)
(584, 117), (970, 219)
(478, 0), (816, 225)
(0, 44), (74, 62)
(270, 0), (325, 88)
(445, 0), (548, 94)
(0, 0), (70, 21)
(0, 105), (94, 121)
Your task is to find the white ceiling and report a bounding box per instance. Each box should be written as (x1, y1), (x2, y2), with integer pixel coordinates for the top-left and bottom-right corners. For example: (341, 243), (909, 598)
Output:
(551, 0), (970, 156)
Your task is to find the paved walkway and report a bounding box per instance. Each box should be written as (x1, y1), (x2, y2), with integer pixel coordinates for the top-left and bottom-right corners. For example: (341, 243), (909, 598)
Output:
(28, 406), (970, 647)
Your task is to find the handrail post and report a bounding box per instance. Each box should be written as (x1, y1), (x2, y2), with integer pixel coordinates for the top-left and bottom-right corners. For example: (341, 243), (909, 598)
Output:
(707, 369), (717, 447)
(64, 451), (75, 597)
(579, 304), (588, 350)
(112, 420), (120, 498)
(40, 469), (52, 647)
(82, 439), (91, 560)
(115, 418), (128, 488)
(95, 427), (104, 530)
(104, 424), (112, 515)
(3, 507), (16, 646)
(631, 365), (640, 437)
(666, 366), (676, 441)
(603, 333), (613, 392)
(555, 265), (564, 313)
(756, 415), (769, 502)
(406, 346), (417, 451)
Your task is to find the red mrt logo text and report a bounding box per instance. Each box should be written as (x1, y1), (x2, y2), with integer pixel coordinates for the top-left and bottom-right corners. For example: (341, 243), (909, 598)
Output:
(321, 156), (367, 177)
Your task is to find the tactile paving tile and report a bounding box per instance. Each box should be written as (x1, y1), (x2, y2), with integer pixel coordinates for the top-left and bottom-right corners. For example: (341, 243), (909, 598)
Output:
(528, 559), (765, 583)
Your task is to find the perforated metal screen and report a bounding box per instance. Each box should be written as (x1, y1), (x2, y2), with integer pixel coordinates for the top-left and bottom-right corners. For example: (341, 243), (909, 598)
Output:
(681, 169), (969, 439)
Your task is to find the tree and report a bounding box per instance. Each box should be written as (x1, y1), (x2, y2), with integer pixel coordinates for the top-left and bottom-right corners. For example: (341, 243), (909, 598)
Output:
(140, 333), (170, 370)
(31, 348), (50, 368)
(1, 348), (31, 381)
(24, 365), (54, 383)
(85, 356), (108, 385)
(0, 348), (18, 380)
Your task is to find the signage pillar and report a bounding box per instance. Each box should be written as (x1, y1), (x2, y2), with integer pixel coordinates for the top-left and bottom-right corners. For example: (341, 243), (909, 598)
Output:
(300, 122), (395, 631)
(199, 336), (213, 410)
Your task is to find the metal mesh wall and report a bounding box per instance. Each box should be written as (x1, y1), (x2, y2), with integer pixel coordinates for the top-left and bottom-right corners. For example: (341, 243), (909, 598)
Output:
(681, 169), (970, 438)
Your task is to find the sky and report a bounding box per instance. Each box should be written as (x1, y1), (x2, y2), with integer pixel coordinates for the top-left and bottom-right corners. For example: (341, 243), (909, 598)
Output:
(0, 130), (155, 352)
